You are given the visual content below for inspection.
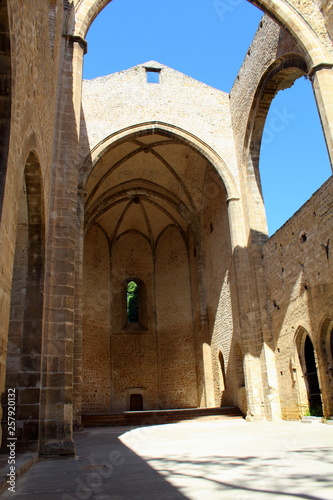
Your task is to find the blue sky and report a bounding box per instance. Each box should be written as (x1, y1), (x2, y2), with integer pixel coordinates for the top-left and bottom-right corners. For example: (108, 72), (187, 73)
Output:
(83, 0), (332, 235)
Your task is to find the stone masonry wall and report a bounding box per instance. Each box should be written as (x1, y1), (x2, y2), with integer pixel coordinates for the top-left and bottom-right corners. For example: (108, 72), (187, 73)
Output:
(156, 226), (198, 409)
(82, 225), (111, 414)
(80, 61), (240, 189)
(320, 0), (333, 41)
(262, 176), (333, 419)
(0, 1), (64, 445)
(110, 232), (158, 412)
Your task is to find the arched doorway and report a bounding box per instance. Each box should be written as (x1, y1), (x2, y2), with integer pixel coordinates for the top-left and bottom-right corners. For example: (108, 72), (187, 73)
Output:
(295, 329), (323, 417)
(304, 335), (323, 416)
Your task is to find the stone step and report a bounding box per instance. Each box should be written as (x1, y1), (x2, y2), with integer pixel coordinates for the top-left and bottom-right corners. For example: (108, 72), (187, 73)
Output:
(82, 407), (244, 428)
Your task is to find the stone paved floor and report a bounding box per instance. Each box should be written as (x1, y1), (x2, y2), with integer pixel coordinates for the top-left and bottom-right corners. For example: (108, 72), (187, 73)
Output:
(0, 420), (332, 499)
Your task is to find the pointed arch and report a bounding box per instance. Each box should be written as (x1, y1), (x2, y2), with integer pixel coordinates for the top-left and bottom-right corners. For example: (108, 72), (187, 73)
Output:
(73, 0), (333, 70)
(294, 326), (323, 416)
(79, 121), (240, 202)
(244, 54), (309, 234)
(2, 151), (44, 451)
(245, 54), (308, 173)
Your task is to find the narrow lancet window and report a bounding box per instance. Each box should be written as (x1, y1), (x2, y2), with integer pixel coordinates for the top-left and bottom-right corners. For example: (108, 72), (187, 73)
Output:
(127, 280), (139, 323)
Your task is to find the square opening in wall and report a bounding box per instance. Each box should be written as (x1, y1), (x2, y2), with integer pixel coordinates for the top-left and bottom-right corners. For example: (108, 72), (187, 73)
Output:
(146, 68), (160, 83)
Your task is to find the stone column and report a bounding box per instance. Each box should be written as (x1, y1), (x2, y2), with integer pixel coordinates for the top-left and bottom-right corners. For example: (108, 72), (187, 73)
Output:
(38, 36), (86, 456)
(228, 196), (282, 420)
(310, 64), (333, 169)
(73, 190), (85, 429)
(227, 198), (266, 420)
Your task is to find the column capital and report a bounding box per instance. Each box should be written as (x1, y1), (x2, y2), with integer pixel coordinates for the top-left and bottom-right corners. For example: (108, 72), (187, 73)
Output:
(63, 35), (88, 55)
(308, 62), (333, 80)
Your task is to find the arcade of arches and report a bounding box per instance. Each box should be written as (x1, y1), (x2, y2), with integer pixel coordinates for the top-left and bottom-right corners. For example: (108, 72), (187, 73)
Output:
(0, 1), (332, 456)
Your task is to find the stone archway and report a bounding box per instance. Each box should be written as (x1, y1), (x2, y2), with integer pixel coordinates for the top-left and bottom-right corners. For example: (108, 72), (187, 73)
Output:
(81, 127), (238, 414)
(1, 152), (44, 451)
(79, 122), (240, 203)
(73, 0), (333, 70)
(73, 1), (333, 170)
(71, 1), (333, 424)
(303, 335), (323, 415)
(294, 328), (323, 417)
(244, 54), (309, 235)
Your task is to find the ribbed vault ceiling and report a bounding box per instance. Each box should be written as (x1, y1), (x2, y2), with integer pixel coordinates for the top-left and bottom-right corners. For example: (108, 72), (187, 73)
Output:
(85, 133), (225, 247)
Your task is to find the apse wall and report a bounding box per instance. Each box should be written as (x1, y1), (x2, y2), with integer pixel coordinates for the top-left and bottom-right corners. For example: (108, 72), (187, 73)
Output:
(110, 232), (158, 412)
(83, 223), (200, 412)
(82, 224), (111, 413)
(156, 225), (198, 409)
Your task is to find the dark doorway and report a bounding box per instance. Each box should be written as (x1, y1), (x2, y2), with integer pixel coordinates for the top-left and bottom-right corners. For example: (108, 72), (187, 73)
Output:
(218, 351), (226, 405)
(304, 335), (323, 416)
(130, 394), (143, 411)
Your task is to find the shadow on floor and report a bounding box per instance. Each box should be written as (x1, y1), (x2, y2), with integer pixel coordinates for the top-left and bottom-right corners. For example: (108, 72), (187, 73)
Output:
(0, 427), (189, 500)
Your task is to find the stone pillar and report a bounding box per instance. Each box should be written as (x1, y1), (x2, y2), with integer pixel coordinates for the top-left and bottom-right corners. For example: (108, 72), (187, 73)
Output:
(310, 64), (333, 169)
(73, 190), (85, 429)
(229, 196), (283, 420)
(228, 196), (282, 420)
(227, 198), (266, 420)
(72, 36), (87, 430)
(38, 36), (86, 457)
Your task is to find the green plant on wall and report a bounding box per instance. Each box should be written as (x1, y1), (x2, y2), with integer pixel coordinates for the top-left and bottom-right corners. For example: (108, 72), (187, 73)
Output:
(127, 281), (138, 322)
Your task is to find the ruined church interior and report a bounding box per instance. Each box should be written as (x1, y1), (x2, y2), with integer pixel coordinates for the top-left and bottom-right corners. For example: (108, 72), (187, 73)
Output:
(0, 0), (332, 460)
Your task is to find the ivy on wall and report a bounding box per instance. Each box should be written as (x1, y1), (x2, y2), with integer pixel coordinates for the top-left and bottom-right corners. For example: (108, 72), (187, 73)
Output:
(127, 281), (138, 322)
